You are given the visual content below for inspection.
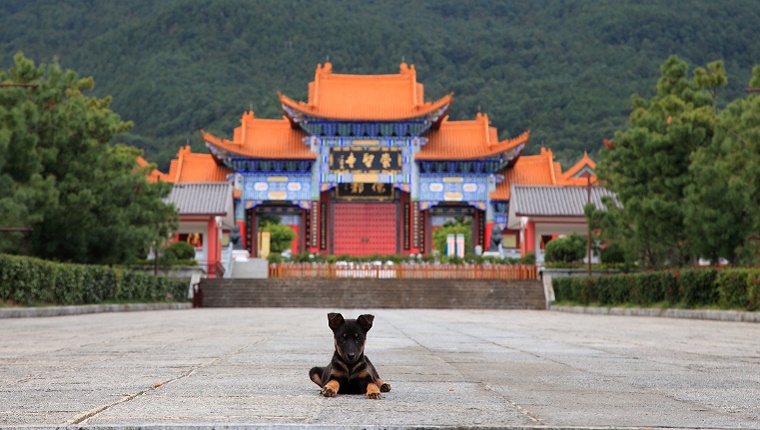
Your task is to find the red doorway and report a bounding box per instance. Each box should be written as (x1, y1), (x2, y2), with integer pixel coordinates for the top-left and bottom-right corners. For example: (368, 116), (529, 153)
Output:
(332, 202), (397, 256)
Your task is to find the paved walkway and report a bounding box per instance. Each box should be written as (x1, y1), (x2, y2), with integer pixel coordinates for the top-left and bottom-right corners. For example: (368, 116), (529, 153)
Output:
(1, 308), (759, 429)
(550, 305), (760, 323)
(0, 302), (191, 319)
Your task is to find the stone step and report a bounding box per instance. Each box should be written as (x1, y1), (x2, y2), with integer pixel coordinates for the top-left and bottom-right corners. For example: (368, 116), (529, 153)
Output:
(198, 278), (546, 310)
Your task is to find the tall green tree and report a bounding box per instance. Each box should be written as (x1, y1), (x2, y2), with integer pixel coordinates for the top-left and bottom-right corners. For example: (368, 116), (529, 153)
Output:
(0, 53), (177, 264)
(597, 55), (718, 268)
(694, 61), (728, 117)
(0, 54), (58, 253)
(685, 66), (760, 264)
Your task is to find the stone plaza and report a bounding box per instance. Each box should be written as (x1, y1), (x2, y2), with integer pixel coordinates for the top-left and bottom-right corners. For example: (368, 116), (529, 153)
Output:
(1, 308), (759, 429)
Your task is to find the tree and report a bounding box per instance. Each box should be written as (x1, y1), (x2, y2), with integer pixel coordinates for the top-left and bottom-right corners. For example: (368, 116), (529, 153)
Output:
(597, 55), (718, 268)
(584, 199), (635, 265)
(685, 65), (760, 264)
(0, 54), (59, 253)
(259, 216), (295, 254)
(694, 61), (728, 117)
(0, 53), (177, 264)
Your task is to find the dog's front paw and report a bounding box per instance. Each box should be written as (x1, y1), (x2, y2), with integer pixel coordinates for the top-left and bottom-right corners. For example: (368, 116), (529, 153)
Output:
(321, 386), (337, 397)
(367, 391), (382, 400)
(380, 382), (391, 392)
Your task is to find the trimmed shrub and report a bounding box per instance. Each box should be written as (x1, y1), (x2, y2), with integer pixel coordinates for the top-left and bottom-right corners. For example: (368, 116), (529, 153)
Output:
(595, 274), (629, 305)
(0, 253), (188, 306)
(579, 276), (596, 304)
(552, 276), (574, 302)
(53, 263), (85, 305)
(544, 233), (586, 263)
(717, 269), (751, 309)
(601, 243), (626, 264)
(747, 272), (760, 312)
(520, 252), (536, 265)
(551, 267), (760, 311)
(163, 241), (195, 262)
(679, 268), (718, 307)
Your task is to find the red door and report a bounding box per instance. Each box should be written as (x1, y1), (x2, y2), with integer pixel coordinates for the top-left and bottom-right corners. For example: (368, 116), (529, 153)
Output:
(333, 202), (397, 256)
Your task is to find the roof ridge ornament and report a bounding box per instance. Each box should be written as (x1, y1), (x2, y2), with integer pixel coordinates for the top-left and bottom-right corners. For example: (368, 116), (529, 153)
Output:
(318, 62), (333, 75)
(399, 62), (416, 78)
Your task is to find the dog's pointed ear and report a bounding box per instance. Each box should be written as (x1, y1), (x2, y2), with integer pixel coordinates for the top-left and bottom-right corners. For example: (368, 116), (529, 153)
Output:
(327, 312), (345, 330)
(357, 314), (374, 331)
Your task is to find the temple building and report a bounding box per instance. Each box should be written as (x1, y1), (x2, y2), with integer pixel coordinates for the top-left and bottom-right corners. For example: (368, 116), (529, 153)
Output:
(150, 63), (596, 263)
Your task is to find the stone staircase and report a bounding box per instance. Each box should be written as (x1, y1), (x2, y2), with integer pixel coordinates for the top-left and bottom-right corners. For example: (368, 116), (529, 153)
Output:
(198, 278), (546, 310)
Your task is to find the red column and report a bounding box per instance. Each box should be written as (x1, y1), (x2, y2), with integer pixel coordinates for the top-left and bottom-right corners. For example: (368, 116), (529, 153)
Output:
(524, 220), (536, 256)
(289, 224), (299, 254)
(484, 221), (494, 252)
(206, 218), (219, 278)
(237, 220), (246, 250)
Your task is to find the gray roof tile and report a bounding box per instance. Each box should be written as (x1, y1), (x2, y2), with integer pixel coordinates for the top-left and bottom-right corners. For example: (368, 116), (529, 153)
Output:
(165, 182), (232, 215)
(510, 185), (620, 216)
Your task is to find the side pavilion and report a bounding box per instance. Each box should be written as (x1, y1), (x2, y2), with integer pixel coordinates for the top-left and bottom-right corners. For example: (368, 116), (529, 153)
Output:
(507, 183), (620, 264)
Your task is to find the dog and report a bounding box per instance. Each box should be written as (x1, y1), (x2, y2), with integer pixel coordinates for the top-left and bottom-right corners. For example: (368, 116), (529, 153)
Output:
(309, 313), (391, 399)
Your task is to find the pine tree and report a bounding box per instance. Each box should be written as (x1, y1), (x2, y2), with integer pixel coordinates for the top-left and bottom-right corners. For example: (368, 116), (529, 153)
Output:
(597, 55), (716, 268)
(0, 53), (177, 263)
(685, 65), (760, 264)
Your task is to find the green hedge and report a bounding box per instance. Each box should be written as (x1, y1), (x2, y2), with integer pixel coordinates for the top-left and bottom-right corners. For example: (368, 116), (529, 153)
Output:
(553, 267), (759, 311)
(716, 269), (760, 311)
(0, 254), (189, 306)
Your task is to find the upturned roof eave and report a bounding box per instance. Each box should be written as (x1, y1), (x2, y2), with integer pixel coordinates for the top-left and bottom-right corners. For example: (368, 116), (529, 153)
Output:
(416, 130), (529, 161)
(201, 130), (316, 161)
(279, 92), (453, 122)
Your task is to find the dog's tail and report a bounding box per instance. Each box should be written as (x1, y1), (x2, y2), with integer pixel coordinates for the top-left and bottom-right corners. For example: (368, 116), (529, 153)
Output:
(309, 367), (324, 387)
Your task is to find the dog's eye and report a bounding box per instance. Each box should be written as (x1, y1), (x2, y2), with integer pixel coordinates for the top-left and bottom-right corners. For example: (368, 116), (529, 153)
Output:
(354, 333), (359, 339)
(341, 334), (347, 339)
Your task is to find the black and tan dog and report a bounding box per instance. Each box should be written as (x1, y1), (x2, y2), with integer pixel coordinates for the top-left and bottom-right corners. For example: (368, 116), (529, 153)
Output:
(309, 313), (391, 399)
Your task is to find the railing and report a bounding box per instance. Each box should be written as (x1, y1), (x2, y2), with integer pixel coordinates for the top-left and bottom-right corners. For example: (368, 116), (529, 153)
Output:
(268, 263), (538, 280)
(215, 261), (225, 279)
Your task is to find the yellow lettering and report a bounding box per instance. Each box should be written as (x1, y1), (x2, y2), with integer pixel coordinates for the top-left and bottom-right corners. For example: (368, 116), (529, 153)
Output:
(362, 153), (375, 168)
(380, 153), (392, 169)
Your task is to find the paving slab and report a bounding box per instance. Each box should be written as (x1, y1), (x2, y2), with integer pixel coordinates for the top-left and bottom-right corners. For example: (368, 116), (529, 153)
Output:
(0, 308), (759, 429)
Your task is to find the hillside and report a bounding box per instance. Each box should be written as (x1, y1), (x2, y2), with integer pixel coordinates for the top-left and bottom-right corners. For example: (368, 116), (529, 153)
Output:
(2, 0), (758, 170)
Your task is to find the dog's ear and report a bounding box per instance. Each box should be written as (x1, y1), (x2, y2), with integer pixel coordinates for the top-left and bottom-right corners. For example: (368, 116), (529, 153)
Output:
(357, 314), (374, 332)
(327, 312), (345, 330)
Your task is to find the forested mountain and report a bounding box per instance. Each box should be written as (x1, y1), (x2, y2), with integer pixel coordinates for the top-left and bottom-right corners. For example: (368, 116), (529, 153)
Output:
(2, 0), (758, 170)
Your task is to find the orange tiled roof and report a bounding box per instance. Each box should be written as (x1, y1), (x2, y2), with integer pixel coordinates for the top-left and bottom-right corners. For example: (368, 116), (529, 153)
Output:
(279, 62), (453, 121)
(202, 111), (314, 160)
(491, 149), (599, 200)
(137, 156), (170, 182)
(491, 148), (560, 200)
(165, 146), (232, 183)
(417, 113), (529, 161)
(560, 151), (597, 185)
